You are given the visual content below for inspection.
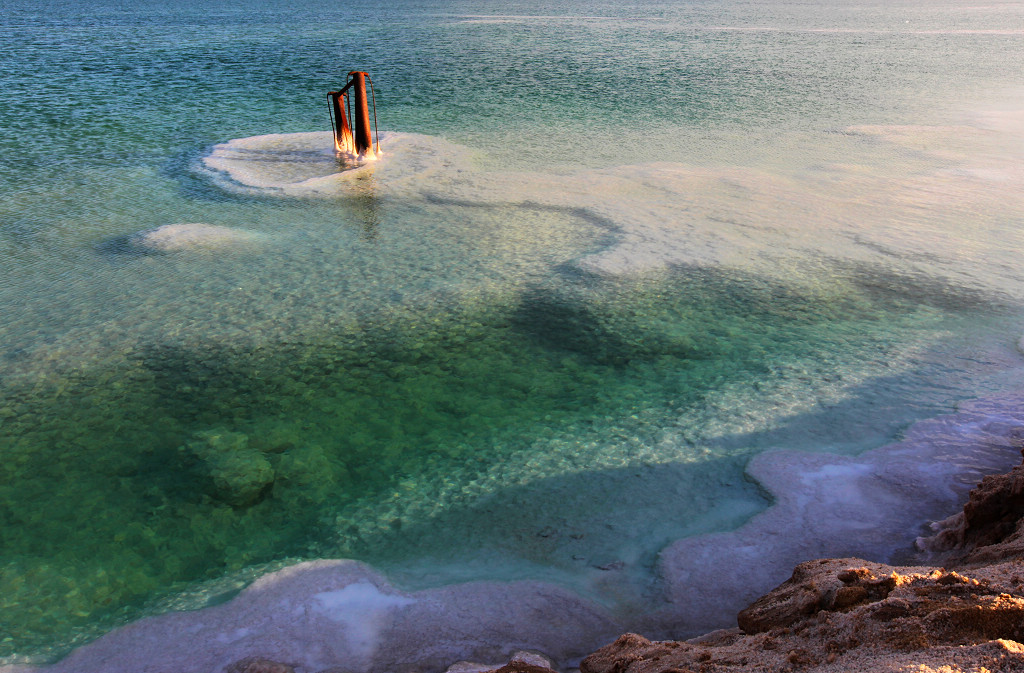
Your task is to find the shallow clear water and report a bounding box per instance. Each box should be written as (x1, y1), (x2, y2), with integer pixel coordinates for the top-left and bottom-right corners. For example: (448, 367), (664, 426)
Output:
(2, 0), (1024, 663)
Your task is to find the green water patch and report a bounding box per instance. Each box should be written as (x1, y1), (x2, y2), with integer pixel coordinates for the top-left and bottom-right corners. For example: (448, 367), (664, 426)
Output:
(0, 263), (1002, 661)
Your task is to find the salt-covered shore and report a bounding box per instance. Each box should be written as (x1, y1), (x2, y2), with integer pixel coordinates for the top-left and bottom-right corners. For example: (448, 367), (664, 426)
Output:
(577, 444), (1024, 673)
(4, 396), (1024, 673)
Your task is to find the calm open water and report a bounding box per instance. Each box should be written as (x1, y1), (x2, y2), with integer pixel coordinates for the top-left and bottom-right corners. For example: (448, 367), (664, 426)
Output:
(2, 0), (1024, 663)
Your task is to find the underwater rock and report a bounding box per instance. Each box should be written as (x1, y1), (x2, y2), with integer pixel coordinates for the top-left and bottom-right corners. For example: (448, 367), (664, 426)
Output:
(274, 444), (343, 502)
(132, 223), (264, 252)
(186, 429), (275, 506)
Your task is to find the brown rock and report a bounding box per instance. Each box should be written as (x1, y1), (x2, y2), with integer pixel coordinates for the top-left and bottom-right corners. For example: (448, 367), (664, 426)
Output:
(736, 558), (899, 633)
(583, 560), (1024, 672)
(486, 661), (559, 673)
(830, 585), (868, 609)
(924, 448), (1024, 564)
(580, 633), (656, 673)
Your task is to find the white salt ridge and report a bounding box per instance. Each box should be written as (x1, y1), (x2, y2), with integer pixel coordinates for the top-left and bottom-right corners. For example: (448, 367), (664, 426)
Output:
(647, 394), (1024, 638)
(6, 396), (1023, 673)
(449, 112), (1024, 293)
(0, 561), (620, 673)
(202, 132), (345, 192)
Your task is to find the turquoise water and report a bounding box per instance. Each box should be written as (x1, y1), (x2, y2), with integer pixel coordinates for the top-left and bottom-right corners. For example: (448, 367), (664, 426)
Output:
(2, 0), (1024, 663)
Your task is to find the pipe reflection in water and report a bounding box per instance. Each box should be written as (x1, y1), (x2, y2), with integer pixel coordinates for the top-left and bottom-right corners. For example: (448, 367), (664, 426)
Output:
(350, 168), (381, 240)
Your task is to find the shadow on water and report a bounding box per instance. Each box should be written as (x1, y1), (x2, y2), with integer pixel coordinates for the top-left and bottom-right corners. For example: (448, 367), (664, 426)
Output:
(832, 258), (1015, 313)
(511, 283), (721, 367)
(513, 289), (634, 365)
(93, 233), (166, 259)
(0, 259), (1013, 661)
(357, 283), (1018, 617)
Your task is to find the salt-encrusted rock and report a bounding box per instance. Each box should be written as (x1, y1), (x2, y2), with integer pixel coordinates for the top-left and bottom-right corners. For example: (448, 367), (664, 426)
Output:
(444, 661), (497, 673)
(920, 448), (1024, 564)
(580, 633), (673, 673)
(735, 558), (904, 634)
(507, 651), (556, 669)
(133, 223), (263, 252)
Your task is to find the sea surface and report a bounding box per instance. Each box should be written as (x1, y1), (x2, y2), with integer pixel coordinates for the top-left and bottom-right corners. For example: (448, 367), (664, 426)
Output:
(2, 0), (1024, 663)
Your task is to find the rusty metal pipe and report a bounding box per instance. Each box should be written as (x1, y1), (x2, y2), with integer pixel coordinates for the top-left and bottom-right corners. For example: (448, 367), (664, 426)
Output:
(328, 90), (355, 155)
(348, 71), (373, 157)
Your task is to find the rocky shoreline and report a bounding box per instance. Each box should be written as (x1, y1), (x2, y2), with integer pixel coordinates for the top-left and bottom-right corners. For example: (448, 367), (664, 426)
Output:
(573, 454), (1024, 673)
